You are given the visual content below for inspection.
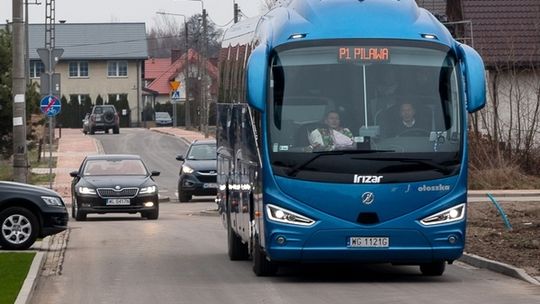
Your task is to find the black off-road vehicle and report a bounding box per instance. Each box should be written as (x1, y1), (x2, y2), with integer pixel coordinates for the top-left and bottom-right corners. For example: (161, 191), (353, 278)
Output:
(89, 105), (120, 134)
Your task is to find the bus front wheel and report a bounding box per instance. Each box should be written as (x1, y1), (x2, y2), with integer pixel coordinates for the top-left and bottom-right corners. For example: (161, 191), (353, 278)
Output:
(252, 236), (278, 276)
(420, 261), (446, 276)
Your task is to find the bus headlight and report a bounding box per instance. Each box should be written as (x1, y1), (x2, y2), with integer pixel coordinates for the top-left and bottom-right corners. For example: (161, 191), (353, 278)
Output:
(266, 204), (315, 226)
(420, 204), (465, 226)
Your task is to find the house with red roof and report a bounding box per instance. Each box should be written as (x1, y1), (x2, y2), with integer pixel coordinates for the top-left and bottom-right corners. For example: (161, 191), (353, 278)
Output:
(143, 49), (218, 111)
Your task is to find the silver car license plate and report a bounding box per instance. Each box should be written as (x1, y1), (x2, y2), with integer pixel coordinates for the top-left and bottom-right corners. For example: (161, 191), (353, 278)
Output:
(203, 183), (217, 189)
(106, 198), (130, 206)
(348, 237), (389, 248)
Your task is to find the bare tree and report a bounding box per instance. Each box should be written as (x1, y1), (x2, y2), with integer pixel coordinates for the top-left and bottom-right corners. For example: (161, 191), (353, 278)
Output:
(262, 0), (280, 11)
(147, 14), (223, 58)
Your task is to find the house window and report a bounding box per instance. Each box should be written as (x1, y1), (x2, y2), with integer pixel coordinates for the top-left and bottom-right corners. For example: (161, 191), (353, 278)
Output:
(29, 60), (44, 78)
(108, 61), (128, 77)
(69, 61), (89, 77)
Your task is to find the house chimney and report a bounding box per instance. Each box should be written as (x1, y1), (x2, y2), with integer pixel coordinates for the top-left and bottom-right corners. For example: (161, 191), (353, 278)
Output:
(171, 49), (182, 63)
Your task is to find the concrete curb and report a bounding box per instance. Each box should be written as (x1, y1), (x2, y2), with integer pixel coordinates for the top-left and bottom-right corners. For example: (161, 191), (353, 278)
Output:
(460, 253), (540, 286)
(150, 128), (191, 146)
(468, 190), (540, 198)
(14, 251), (46, 304)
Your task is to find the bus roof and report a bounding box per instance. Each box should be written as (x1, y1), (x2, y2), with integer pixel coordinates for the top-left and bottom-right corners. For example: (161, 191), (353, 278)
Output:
(222, 0), (456, 50)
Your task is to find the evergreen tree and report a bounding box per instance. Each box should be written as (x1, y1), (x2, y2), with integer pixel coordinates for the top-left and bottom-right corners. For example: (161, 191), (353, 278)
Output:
(0, 27), (12, 157)
(96, 94), (104, 105)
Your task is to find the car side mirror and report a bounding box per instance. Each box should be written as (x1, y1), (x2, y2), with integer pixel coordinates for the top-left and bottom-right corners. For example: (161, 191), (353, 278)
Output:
(176, 154), (184, 161)
(246, 44), (268, 112)
(458, 44), (486, 113)
(69, 171), (79, 178)
(151, 171), (160, 177)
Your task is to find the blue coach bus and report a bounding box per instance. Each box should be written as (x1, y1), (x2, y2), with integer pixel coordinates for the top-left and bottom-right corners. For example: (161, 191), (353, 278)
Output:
(216, 0), (486, 276)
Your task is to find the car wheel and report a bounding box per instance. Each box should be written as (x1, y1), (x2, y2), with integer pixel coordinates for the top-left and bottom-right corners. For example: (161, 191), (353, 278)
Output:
(0, 207), (39, 250)
(74, 201), (87, 221)
(113, 127), (119, 134)
(420, 261), (446, 276)
(83, 129), (87, 135)
(105, 129), (109, 134)
(252, 235), (278, 276)
(178, 187), (192, 203)
(144, 205), (159, 220)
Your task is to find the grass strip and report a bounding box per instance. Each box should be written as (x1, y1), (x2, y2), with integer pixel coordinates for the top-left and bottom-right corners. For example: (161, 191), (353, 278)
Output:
(0, 252), (36, 304)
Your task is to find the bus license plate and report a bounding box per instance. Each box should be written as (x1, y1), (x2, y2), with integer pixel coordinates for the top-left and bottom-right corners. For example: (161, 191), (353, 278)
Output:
(106, 198), (130, 206)
(349, 237), (389, 248)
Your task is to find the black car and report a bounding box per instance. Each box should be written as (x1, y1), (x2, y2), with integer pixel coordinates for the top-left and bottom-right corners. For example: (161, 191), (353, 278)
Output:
(176, 140), (217, 202)
(0, 181), (68, 250)
(70, 154), (160, 220)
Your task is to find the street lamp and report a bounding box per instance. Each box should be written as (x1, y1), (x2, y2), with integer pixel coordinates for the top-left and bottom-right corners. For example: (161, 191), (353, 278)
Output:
(155, 11), (191, 128)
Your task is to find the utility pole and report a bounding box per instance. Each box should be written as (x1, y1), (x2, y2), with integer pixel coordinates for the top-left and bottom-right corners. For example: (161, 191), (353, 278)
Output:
(234, 2), (240, 23)
(202, 8), (209, 138)
(184, 21), (191, 128)
(12, 0), (28, 183)
(38, 0), (63, 189)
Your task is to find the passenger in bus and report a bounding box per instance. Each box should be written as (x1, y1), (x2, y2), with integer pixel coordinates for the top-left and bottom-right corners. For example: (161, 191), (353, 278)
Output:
(307, 111), (354, 151)
(382, 102), (430, 137)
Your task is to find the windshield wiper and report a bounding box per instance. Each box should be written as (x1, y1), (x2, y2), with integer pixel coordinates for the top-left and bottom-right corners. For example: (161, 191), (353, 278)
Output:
(399, 159), (456, 175)
(286, 149), (395, 177)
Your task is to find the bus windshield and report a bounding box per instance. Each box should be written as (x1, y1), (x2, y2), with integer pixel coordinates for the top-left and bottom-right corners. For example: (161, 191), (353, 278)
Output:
(268, 41), (462, 183)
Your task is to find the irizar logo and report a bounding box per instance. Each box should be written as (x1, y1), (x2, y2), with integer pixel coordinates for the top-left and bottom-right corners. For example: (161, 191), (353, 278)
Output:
(417, 184), (451, 192)
(353, 175), (383, 184)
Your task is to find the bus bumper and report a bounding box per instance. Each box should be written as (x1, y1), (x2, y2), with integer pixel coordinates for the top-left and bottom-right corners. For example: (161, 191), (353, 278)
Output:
(266, 228), (464, 263)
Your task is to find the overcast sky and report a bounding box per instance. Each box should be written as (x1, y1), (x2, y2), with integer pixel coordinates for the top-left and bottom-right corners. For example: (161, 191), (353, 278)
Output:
(1, 0), (266, 29)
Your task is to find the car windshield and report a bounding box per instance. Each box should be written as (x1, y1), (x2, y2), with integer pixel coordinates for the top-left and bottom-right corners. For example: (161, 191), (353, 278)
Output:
(83, 159), (148, 176)
(187, 144), (216, 160)
(156, 112), (171, 119)
(94, 106), (114, 114)
(268, 40), (462, 183)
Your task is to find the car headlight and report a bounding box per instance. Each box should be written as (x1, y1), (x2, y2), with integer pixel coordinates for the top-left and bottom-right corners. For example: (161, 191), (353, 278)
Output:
(266, 204), (315, 226)
(41, 196), (64, 206)
(139, 185), (157, 194)
(78, 187), (96, 195)
(182, 165), (194, 174)
(420, 203), (466, 226)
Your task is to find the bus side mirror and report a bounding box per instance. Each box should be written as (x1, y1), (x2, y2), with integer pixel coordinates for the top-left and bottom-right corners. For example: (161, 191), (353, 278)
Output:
(246, 45), (268, 112)
(458, 44), (486, 113)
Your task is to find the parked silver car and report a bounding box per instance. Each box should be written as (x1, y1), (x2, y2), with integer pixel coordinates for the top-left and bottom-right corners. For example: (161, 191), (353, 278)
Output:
(155, 112), (173, 126)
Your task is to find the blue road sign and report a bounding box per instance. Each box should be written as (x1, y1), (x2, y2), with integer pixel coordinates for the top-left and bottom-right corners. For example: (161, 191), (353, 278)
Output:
(40, 95), (61, 117)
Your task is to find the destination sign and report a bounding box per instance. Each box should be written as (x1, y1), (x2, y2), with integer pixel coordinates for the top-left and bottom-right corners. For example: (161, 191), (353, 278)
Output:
(338, 47), (390, 63)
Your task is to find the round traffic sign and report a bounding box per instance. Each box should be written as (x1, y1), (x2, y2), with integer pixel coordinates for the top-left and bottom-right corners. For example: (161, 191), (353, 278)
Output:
(40, 95), (61, 117)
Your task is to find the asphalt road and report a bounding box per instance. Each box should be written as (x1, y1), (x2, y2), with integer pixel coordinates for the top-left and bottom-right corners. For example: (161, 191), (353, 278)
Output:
(29, 129), (540, 304)
(96, 128), (188, 201)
